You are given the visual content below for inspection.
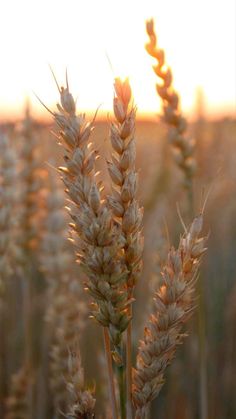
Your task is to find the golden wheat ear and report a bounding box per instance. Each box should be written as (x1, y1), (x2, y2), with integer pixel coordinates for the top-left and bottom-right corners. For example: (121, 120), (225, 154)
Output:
(145, 18), (196, 215)
(132, 213), (207, 418)
(107, 77), (143, 417)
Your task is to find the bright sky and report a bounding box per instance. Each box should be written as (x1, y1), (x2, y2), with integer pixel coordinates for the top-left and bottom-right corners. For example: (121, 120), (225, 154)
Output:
(0, 0), (235, 121)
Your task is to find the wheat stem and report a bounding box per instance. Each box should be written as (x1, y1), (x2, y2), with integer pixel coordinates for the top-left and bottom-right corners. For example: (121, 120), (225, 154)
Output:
(198, 274), (208, 419)
(126, 294), (133, 419)
(103, 328), (118, 419)
(118, 364), (126, 419)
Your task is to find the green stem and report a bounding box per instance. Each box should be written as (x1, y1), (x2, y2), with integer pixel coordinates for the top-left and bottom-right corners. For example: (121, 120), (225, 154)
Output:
(103, 328), (118, 419)
(197, 274), (208, 419)
(126, 303), (133, 419)
(118, 364), (126, 419)
(187, 179), (208, 419)
(186, 179), (194, 221)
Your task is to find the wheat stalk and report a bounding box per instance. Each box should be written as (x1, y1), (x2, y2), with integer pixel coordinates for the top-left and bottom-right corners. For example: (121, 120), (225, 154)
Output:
(108, 78), (143, 418)
(0, 134), (18, 417)
(15, 108), (46, 417)
(47, 76), (138, 418)
(132, 214), (206, 418)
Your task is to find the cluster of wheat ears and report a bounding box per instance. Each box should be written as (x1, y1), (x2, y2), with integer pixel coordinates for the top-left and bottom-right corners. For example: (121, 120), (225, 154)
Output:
(0, 20), (208, 419)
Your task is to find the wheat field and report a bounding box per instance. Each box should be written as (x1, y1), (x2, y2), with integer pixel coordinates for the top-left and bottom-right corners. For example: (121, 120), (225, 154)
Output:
(0, 15), (236, 419)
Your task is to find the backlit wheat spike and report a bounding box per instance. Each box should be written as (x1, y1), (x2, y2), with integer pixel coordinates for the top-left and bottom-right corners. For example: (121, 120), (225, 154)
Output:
(108, 78), (143, 417)
(132, 214), (206, 418)
(108, 78), (143, 293)
(50, 79), (130, 354)
(145, 19), (196, 200)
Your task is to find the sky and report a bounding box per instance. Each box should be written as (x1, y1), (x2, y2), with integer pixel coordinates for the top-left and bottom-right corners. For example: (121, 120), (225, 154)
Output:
(0, 0), (235, 121)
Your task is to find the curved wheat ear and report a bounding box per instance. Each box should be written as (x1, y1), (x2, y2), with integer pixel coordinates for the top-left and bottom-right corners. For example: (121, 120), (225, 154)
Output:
(40, 174), (89, 414)
(132, 214), (207, 418)
(145, 19), (196, 203)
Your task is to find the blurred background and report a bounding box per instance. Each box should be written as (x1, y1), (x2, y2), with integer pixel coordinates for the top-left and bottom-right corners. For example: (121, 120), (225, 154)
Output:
(0, 0), (236, 418)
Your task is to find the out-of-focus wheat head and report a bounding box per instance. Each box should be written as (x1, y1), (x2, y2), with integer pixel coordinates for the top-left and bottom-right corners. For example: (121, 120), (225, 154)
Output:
(18, 107), (45, 258)
(145, 19), (196, 193)
(5, 108), (47, 418)
(40, 174), (88, 413)
(66, 345), (96, 419)
(0, 134), (18, 290)
(132, 214), (207, 418)
(5, 365), (29, 419)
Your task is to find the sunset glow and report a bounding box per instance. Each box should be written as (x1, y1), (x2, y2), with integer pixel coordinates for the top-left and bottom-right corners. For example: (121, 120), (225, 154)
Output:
(0, 0), (235, 120)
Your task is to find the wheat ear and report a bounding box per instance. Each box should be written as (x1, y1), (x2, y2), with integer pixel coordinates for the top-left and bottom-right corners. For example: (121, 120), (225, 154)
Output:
(0, 134), (18, 287)
(108, 78), (143, 418)
(132, 214), (206, 418)
(40, 175), (90, 415)
(48, 78), (137, 418)
(66, 344), (96, 419)
(51, 80), (130, 347)
(145, 19), (196, 212)
(16, 108), (46, 416)
(18, 107), (45, 257)
(5, 365), (29, 419)
(0, 134), (18, 418)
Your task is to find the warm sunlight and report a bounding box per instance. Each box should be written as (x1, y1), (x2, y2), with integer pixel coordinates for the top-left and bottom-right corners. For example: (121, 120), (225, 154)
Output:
(0, 0), (235, 120)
